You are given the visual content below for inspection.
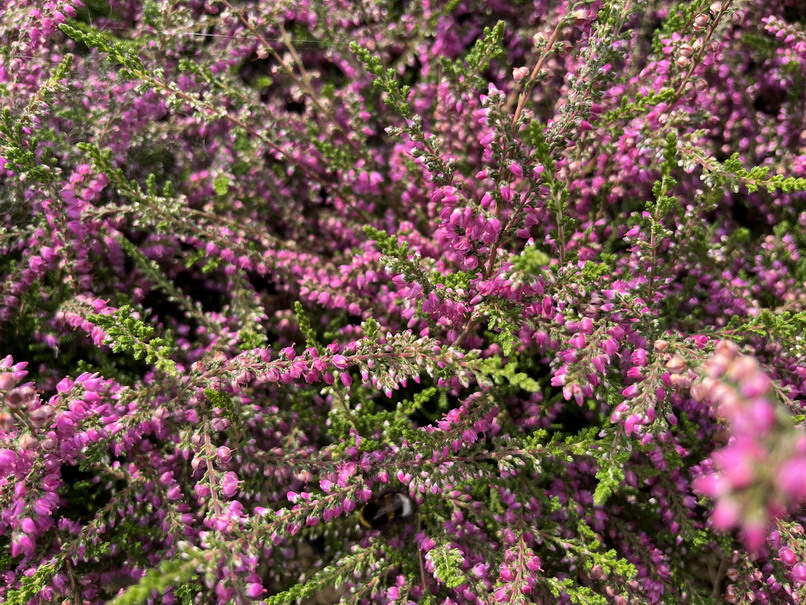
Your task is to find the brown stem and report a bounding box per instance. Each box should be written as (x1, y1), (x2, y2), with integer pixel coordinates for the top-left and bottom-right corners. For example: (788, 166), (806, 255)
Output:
(203, 429), (222, 516)
(711, 554), (728, 599)
(511, 19), (564, 127)
(670, 1), (733, 107)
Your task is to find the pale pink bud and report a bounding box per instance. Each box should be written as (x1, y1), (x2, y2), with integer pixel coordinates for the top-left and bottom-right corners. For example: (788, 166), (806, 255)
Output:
(0, 373), (15, 390)
(512, 66), (529, 82)
(665, 356), (686, 374)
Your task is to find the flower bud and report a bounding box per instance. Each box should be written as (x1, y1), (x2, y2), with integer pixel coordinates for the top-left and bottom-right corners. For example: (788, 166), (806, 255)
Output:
(653, 339), (669, 352)
(217, 446), (232, 463)
(29, 405), (54, 429)
(778, 547), (797, 566)
(0, 373), (16, 391)
(512, 66), (529, 82)
(508, 161), (524, 178)
(665, 356), (686, 374)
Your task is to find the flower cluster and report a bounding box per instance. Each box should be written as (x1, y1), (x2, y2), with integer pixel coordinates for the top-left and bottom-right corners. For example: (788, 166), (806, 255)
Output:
(693, 342), (806, 553)
(2, 0), (806, 603)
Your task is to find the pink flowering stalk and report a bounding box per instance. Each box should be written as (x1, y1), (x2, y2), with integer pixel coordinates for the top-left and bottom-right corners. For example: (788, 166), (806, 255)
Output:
(693, 341), (806, 554)
(2, 0), (806, 603)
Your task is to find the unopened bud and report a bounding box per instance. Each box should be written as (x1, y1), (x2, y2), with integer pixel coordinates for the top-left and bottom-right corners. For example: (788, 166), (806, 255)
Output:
(666, 356), (686, 374)
(0, 412), (14, 430)
(29, 404), (54, 429)
(217, 446), (233, 463)
(669, 373), (692, 388)
(512, 66), (529, 82)
(0, 373), (16, 391)
(18, 434), (38, 450)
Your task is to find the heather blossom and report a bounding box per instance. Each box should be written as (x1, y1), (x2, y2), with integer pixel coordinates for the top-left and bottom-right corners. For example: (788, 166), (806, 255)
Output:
(2, 0), (806, 603)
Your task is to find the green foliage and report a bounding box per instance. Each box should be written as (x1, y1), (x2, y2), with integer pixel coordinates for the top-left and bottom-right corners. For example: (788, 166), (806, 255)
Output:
(3, 561), (59, 605)
(361, 317), (382, 340)
(88, 305), (179, 376)
(722, 310), (806, 359)
(173, 580), (204, 605)
(311, 136), (356, 171)
(431, 269), (473, 290)
(687, 145), (806, 194)
(427, 544), (466, 589)
(440, 21), (506, 92)
(353, 387), (437, 442)
(0, 55), (72, 183)
(499, 361), (541, 393)
(476, 356), (541, 393)
(525, 120), (574, 263)
(59, 22), (145, 76)
(652, 0), (712, 53)
(512, 244), (551, 276)
(575, 519), (637, 580)
(78, 142), (184, 233)
(294, 301), (323, 353)
(639, 131), (680, 289)
(604, 88), (676, 125)
(213, 174), (230, 197)
(650, 132), (679, 216)
(350, 42), (411, 118)
(364, 225), (435, 294)
(580, 256), (615, 281)
(593, 448), (629, 506)
(547, 577), (609, 604)
(263, 547), (377, 604)
(116, 236), (212, 329)
(110, 549), (205, 605)
(486, 307), (522, 357)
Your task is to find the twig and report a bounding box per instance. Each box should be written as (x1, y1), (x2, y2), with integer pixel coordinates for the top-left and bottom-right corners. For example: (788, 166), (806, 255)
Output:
(511, 19), (564, 127)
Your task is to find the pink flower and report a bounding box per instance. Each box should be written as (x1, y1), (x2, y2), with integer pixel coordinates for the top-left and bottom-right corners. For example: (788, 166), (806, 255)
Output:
(778, 547), (797, 566)
(246, 583), (265, 598)
(220, 472), (240, 497)
(621, 384), (639, 398)
(11, 533), (34, 558)
(792, 564), (806, 583)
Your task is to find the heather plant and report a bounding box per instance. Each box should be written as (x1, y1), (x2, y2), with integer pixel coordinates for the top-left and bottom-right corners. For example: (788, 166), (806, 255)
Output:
(2, 0), (806, 602)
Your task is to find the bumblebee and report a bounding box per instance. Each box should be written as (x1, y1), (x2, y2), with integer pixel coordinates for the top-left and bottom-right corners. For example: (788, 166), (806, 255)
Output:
(358, 491), (414, 530)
